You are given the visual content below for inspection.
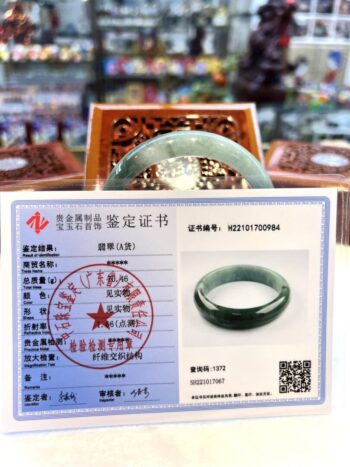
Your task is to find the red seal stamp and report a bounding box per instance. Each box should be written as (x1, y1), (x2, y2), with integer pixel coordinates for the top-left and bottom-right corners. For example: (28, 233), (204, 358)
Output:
(47, 264), (154, 369)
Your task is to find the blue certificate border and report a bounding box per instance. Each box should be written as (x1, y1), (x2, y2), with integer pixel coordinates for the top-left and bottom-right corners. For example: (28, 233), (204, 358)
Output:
(12, 195), (331, 420)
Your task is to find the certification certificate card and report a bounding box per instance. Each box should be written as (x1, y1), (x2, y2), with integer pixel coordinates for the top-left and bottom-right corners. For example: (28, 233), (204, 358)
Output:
(0, 189), (336, 431)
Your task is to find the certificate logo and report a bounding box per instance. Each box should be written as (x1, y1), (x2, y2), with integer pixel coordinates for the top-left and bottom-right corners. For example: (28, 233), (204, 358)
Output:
(26, 211), (49, 234)
(47, 264), (154, 369)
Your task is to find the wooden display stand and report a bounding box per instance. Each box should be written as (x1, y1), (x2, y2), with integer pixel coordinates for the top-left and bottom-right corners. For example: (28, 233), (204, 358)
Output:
(85, 103), (263, 188)
(266, 140), (350, 188)
(0, 142), (84, 191)
(266, 140), (350, 243)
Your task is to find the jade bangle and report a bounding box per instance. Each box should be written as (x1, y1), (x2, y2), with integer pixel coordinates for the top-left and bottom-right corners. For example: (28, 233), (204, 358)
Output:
(194, 265), (290, 330)
(104, 130), (273, 190)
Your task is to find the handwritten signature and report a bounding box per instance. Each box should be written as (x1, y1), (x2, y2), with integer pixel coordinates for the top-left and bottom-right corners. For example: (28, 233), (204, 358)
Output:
(58, 391), (77, 404)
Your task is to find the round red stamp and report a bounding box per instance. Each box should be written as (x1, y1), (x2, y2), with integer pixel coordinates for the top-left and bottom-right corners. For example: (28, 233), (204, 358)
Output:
(47, 263), (154, 369)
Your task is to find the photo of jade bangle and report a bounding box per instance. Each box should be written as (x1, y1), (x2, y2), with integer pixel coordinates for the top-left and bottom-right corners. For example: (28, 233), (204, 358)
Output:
(104, 130), (273, 190)
(194, 265), (290, 330)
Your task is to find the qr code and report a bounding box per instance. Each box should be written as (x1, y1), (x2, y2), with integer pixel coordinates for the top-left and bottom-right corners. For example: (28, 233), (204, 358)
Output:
(279, 360), (311, 393)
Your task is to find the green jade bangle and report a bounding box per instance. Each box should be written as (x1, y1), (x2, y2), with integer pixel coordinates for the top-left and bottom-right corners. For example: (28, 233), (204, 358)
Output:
(194, 265), (290, 329)
(104, 130), (273, 190)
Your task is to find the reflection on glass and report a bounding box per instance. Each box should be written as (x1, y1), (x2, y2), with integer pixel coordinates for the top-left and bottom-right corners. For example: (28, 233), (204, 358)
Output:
(340, 0), (350, 15)
(335, 21), (350, 39)
(314, 20), (330, 37)
(311, 153), (350, 168)
(296, 0), (311, 13)
(293, 19), (308, 37)
(0, 157), (28, 171)
(316, 0), (334, 14)
(127, 156), (251, 191)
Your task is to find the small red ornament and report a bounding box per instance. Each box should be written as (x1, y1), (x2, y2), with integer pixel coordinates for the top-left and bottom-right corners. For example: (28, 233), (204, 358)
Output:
(212, 71), (227, 87)
(279, 35), (290, 48)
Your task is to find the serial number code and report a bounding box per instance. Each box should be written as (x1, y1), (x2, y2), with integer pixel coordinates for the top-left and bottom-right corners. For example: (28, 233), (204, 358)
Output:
(228, 224), (280, 232)
(190, 378), (225, 385)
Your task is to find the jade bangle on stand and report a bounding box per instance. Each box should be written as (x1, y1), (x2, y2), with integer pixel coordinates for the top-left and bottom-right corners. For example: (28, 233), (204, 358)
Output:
(194, 265), (290, 329)
(104, 131), (273, 190)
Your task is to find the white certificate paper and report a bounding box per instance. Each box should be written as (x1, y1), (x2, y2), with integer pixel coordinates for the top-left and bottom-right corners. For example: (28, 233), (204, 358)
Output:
(0, 188), (337, 432)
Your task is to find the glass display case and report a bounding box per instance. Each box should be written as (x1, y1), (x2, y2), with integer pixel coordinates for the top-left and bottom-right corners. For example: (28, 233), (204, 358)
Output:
(0, 0), (93, 149)
(90, 0), (237, 104)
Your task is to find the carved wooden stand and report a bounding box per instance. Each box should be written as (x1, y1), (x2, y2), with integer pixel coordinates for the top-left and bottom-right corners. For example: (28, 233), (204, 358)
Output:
(85, 104), (263, 188)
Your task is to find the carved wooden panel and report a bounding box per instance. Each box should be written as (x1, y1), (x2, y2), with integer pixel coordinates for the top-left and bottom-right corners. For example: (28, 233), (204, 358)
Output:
(266, 140), (350, 182)
(0, 142), (83, 191)
(85, 104), (263, 187)
(265, 140), (350, 244)
(110, 114), (243, 164)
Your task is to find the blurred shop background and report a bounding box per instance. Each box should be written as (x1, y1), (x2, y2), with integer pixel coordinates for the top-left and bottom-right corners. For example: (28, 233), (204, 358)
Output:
(1, 0), (350, 154)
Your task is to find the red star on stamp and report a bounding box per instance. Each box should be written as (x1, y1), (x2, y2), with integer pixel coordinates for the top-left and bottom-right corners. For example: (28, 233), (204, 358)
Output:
(48, 264), (154, 369)
(87, 303), (114, 330)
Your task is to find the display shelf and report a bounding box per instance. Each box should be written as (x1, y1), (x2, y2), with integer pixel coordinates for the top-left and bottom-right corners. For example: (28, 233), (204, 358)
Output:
(0, 1), (95, 149)
(98, 21), (231, 30)
(292, 0), (350, 41)
(292, 36), (350, 44)
(89, 0), (236, 103)
(103, 75), (166, 82)
(103, 74), (213, 80)
(0, 116), (88, 150)
(102, 51), (219, 57)
(0, 43), (93, 64)
(101, 55), (230, 80)
(257, 99), (350, 144)
(2, 59), (93, 65)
